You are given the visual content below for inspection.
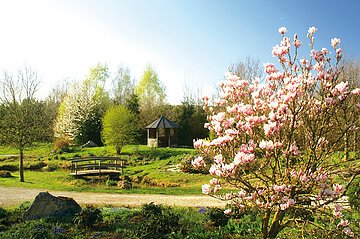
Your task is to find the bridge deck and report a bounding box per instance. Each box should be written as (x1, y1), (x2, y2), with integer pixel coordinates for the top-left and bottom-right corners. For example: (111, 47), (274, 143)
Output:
(70, 169), (121, 176)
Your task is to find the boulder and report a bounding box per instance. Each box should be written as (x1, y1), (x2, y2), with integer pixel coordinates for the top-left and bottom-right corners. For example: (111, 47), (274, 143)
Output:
(23, 192), (82, 220)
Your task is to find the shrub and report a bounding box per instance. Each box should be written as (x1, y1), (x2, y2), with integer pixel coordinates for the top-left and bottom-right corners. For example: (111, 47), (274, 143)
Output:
(133, 203), (180, 239)
(26, 162), (47, 170)
(106, 179), (118, 187)
(54, 138), (71, 153)
(0, 170), (12, 178)
(206, 207), (229, 227)
(0, 165), (18, 171)
(0, 208), (8, 220)
(74, 206), (103, 230)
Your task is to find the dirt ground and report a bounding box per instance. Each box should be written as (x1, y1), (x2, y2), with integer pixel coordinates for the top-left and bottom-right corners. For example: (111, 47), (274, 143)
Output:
(0, 186), (226, 208)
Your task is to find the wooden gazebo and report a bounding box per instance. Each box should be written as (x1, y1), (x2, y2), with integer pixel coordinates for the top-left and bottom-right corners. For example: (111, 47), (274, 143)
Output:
(146, 116), (179, 147)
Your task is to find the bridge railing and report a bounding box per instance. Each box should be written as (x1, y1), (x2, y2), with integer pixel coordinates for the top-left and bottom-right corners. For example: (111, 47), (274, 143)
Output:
(70, 156), (126, 176)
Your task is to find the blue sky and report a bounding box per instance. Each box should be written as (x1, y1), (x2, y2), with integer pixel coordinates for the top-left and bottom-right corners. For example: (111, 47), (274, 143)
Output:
(0, 0), (359, 104)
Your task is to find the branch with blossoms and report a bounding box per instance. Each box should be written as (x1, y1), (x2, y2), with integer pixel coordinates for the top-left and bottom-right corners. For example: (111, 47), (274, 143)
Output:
(193, 26), (359, 239)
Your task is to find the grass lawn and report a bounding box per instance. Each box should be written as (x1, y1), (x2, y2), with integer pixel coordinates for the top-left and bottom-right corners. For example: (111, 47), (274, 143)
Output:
(0, 144), (215, 195)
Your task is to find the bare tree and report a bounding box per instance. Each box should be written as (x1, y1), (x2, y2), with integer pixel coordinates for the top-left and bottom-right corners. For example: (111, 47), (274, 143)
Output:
(0, 67), (45, 182)
(228, 56), (263, 81)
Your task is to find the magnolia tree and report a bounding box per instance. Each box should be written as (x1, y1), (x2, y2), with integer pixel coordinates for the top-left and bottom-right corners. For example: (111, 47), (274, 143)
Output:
(193, 27), (359, 238)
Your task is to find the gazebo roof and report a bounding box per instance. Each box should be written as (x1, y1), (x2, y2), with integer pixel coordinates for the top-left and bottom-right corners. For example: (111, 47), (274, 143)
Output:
(146, 116), (179, 129)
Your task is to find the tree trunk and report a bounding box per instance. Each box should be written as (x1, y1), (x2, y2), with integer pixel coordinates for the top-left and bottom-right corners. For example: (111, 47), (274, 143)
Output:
(19, 147), (24, 182)
(116, 145), (122, 155)
(267, 210), (285, 239)
(344, 131), (349, 161)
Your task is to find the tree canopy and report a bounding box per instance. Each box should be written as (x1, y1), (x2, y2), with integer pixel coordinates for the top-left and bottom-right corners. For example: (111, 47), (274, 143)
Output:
(102, 105), (139, 154)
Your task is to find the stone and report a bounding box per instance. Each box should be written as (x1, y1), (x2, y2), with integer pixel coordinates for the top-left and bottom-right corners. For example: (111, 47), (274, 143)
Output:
(23, 192), (82, 220)
(81, 140), (97, 148)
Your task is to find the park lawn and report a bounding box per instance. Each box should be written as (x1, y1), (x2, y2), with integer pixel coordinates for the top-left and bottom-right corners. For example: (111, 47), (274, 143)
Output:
(0, 144), (215, 195)
(0, 169), (211, 195)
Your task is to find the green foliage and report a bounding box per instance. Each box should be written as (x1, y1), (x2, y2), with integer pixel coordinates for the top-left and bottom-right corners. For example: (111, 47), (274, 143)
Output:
(136, 64), (166, 104)
(136, 65), (168, 128)
(74, 206), (103, 230)
(347, 176), (360, 210)
(225, 209), (262, 237)
(106, 179), (118, 187)
(112, 66), (135, 106)
(102, 105), (140, 154)
(125, 92), (140, 115)
(133, 203), (180, 239)
(206, 207), (230, 227)
(172, 104), (209, 147)
(0, 208), (8, 220)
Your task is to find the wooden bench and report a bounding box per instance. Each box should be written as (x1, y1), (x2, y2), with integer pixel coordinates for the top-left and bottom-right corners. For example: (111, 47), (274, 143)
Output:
(70, 156), (126, 177)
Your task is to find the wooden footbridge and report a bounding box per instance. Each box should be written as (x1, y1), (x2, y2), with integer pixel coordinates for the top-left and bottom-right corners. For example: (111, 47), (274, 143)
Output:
(70, 157), (126, 177)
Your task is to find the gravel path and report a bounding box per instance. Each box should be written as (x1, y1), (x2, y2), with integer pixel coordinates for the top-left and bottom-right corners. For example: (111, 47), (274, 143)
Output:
(0, 186), (226, 208)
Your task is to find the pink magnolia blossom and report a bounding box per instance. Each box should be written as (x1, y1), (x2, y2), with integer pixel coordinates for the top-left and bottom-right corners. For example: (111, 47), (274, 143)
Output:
(264, 63), (278, 74)
(308, 26), (317, 35)
(300, 58), (308, 65)
(278, 27), (287, 35)
(280, 198), (295, 210)
(209, 178), (220, 186)
(333, 184), (344, 195)
(331, 37), (341, 48)
(351, 88), (360, 95)
(214, 154), (223, 164)
(224, 209), (232, 215)
(343, 227), (354, 237)
(336, 48), (342, 59)
(238, 190), (246, 197)
(333, 204), (343, 218)
(293, 33), (302, 48)
(202, 184), (211, 194)
(234, 152), (255, 165)
(337, 219), (349, 227)
(192, 156), (206, 169)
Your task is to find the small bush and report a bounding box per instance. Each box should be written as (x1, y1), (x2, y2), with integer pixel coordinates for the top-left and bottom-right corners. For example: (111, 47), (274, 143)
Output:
(0, 170), (12, 178)
(26, 161), (47, 170)
(206, 207), (229, 227)
(133, 203), (180, 239)
(74, 206), (103, 230)
(0, 208), (8, 220)
(0, 165), (18, 171)
(54, 138), (69, 149)
(106, 179), (118, 187)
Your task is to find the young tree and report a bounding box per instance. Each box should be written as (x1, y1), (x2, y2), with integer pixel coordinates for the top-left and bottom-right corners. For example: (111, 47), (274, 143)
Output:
(0, 68), (47, 182)
(102, 105), (139, 154)
(112, 66), (135, 105)
(54, 63), (110, 145)
(136, 64), (167, 126)
(194, 27), (359, 238)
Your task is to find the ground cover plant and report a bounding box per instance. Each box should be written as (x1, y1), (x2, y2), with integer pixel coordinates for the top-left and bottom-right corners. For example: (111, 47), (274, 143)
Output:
(193, 26), (360, 238)
(0, 202), (358, 238)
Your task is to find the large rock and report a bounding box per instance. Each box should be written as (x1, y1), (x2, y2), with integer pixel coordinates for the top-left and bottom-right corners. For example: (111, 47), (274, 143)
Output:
(23, 192), (82, 220)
